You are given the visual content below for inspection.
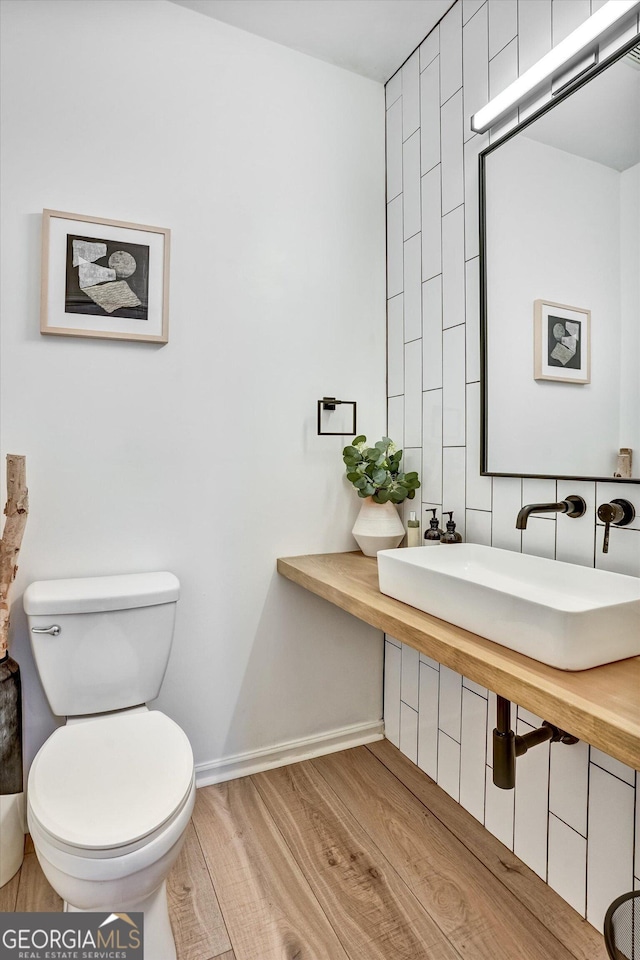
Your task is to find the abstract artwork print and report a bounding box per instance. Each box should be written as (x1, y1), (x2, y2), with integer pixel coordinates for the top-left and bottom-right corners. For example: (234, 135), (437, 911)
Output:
(533, 300), (590, 384)
(547, 315), (581, 370)
(65, 235), (150, 321)
(42, 210), (170, 342)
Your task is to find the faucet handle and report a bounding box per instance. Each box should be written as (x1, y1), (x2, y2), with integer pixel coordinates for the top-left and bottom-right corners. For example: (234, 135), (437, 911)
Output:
(597, 502), (623, 525)
(597, 499), (635, 554)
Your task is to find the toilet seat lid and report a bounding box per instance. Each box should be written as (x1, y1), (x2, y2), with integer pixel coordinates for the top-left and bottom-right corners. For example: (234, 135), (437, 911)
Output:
(28, 710), (194, 850)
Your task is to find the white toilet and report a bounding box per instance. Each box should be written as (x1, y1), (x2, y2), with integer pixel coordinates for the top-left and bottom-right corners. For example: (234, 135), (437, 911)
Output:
(23, 572), (195, 960)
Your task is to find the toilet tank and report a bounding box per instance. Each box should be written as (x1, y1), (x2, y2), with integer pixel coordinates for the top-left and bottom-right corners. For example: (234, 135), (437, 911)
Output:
(23, 572), (180, 717)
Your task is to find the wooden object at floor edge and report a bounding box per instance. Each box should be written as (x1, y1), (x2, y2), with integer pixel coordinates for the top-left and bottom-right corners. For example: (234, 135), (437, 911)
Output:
(0, 454), (29, 889)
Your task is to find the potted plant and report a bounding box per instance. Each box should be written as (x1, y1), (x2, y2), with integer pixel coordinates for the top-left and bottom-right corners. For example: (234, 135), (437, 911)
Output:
(343, 436), (420, 556)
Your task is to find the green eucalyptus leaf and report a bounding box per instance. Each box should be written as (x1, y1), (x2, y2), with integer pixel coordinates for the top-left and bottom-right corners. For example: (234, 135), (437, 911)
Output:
(343, 436), (419, 501)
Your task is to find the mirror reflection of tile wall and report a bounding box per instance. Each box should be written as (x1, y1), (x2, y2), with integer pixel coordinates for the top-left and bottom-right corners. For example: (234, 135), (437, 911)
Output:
(384, 0), (640, 934)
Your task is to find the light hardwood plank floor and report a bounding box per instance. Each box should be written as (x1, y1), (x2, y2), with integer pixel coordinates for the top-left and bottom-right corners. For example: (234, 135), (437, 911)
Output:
(0, 741), (606, 960)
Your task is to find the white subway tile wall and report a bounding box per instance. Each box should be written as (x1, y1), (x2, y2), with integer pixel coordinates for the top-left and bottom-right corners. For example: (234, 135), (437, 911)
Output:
(438, 665), (463, 741)
(549, 738), (589, 837)
(400, 643), (420, 710)
(484, 762), (515, 847)
(402, 51), (421, 138)
(460, 687), (487, 820)
(403, 233), (422, 341)
(587, 764), (635, 931)
(547, 814), (587, 915)
(384, 0), (640, 932)
(437, 730), (461, 800)
(488, 0), (518, 59)
(513, 718), (550, 880)
(383, 639), (401, 748)
(403, 133), (421, 242)
(422, 275), (443, 391)
(399, 701), (419, 764)
(417, 660), (439, 779)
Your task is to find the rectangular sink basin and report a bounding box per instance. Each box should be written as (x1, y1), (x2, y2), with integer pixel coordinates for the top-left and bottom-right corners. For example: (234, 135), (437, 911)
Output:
(377, 544), (640, 670)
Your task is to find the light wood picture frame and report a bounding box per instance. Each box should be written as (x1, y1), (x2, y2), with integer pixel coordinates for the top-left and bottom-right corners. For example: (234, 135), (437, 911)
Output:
(534, 299), (590, 384)
(41, 209), (170, 343)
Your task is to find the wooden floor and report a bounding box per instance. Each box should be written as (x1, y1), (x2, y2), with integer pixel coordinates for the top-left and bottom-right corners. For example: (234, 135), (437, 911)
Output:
(0, 740), (607, 960)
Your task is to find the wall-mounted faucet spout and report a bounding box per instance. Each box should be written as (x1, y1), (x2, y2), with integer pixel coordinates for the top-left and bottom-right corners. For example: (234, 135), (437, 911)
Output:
(516, 495), (586, 529)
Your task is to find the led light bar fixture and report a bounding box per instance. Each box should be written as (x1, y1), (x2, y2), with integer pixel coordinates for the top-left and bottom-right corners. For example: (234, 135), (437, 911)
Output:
(471, 0), (640, 134)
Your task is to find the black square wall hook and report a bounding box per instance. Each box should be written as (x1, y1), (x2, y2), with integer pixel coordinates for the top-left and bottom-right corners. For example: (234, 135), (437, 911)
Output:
(317, 398), (357, 436)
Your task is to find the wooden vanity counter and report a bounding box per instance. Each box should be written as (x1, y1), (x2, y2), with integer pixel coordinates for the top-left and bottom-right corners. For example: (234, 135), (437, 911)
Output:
(277, 551), (640, 770)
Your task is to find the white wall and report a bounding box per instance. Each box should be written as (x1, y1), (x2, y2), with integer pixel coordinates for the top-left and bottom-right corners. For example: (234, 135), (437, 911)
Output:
(0, 0), (387, 774)
(384, 0), (640, 933)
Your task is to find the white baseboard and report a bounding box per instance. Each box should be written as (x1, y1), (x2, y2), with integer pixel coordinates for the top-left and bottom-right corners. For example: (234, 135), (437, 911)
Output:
(195, 719), (384, 788)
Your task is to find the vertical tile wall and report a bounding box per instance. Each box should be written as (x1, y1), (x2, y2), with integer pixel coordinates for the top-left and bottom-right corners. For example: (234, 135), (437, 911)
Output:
(384, 0), (640, 933)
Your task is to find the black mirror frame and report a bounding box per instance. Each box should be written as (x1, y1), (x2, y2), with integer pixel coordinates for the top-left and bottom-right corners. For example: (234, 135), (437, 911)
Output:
(479, 32), (640, 483)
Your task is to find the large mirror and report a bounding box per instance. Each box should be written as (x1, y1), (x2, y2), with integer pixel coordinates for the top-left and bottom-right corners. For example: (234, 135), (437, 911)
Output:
(481, 37), (640, 481)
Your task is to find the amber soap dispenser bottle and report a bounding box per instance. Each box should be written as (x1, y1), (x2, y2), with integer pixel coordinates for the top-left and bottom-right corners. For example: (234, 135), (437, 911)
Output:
(441, 511), (462, 544)
(424, 508), (443, 545)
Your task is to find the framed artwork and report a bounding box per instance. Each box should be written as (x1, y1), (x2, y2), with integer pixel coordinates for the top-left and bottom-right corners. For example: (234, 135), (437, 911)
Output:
(41, 209), (170, 343)
(534, 299), (590, 384)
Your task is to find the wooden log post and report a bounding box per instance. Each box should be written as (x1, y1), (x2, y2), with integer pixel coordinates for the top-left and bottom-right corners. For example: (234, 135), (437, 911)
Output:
(0, 454), (28, 887)
(0, 454), (29, 660)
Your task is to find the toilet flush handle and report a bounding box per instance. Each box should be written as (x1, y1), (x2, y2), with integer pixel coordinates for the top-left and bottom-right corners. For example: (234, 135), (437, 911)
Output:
(31, 624), (61, 636)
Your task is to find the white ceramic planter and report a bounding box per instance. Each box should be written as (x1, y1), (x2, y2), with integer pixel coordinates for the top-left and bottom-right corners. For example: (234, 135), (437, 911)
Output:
(0, 792), (24, 887)
(351, 496), (405, 557)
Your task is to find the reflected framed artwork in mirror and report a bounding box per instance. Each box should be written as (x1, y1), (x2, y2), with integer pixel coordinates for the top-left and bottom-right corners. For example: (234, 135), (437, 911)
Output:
(534, 300), (591, 384)
(480, 34), (640, 482)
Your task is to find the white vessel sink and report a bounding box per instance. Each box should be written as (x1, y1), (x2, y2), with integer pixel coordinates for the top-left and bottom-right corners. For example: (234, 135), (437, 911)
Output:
(377, 544), (640, 671)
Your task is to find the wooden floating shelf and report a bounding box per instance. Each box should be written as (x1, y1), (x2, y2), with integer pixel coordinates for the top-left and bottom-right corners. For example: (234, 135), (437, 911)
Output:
(277, 551), (640, 771)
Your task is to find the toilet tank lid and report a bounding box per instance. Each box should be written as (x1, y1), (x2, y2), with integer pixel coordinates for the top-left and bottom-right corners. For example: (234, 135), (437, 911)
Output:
(23, 572), (180, 615)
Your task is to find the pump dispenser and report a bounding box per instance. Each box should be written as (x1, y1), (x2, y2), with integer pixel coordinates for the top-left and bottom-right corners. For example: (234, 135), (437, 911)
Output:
(441, 511), (462, 544)
(406, 511), (421, 547)
(424, 509), (443, 545)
